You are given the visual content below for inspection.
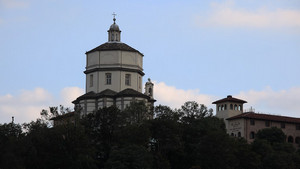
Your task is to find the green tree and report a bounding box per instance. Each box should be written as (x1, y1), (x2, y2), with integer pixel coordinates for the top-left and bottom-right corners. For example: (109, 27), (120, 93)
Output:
(105, 145), (153, 169)
(256, 127), (286, 144)
(0, 122), (24, 169)
(179, 101), (213, 123)
(123, 101), (151, 124)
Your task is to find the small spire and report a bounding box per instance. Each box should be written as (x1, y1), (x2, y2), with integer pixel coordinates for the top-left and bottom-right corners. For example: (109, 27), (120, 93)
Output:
(112, 12), (116, 24)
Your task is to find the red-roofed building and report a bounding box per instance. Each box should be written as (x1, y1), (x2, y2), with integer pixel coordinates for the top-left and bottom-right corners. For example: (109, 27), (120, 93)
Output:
(213, 95), (300, 146)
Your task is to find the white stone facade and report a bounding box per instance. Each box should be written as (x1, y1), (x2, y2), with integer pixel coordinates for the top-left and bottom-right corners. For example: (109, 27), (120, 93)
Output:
(73, 17), (155, 115)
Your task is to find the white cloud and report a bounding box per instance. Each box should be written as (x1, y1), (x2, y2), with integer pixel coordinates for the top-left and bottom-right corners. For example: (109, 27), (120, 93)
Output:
(154, 81), (216, 109)
(60, 87), (85, 108)
(195, 0), (300, 29)
(154, 81), (300, 118)
(0, 87), (84, 124)
(237, 87), (300, 117)
(1, 83), (300, 124)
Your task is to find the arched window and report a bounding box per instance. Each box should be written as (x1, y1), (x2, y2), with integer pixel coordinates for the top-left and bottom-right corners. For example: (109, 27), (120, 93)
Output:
(238, 105), (242, 111)
(111, 34), (114, 41)
(288, 136), (294, 143)
(234, 104), (238, 110)
(221, 105), (224, 111)
(250, 132), (255, 139)
(230, 104), (233, 110)
(296, 137), (300, 144)
(224, 104), (227, 110)
(238, 132), (241, 137)
(149, 87), (152, 95)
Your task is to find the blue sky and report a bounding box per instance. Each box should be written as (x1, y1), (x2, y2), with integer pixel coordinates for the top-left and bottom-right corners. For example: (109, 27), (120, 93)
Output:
(0, 0), (300, 124)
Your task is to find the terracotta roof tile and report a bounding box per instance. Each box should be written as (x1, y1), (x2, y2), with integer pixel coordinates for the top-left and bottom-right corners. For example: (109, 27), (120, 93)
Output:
(227, 112), (300, 123)
(212, 95), (247, 104)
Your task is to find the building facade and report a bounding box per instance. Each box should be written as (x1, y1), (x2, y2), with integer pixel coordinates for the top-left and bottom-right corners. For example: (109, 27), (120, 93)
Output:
(213, 95), (300, 146)
(72, 17), (155, 115)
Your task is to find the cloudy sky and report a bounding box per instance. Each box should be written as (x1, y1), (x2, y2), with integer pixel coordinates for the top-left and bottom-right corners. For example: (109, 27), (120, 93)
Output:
(0, 0), (300, 124)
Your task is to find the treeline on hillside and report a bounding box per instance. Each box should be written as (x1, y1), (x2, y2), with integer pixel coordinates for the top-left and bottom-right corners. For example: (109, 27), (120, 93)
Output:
(0, 101), (300, 169)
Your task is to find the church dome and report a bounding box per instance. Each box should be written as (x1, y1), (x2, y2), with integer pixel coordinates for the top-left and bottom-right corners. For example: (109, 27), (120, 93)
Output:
(109, 22), (120, 31)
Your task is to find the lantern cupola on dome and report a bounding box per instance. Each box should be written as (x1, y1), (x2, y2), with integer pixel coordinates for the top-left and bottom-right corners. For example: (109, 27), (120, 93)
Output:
(108, 13), (121, 42)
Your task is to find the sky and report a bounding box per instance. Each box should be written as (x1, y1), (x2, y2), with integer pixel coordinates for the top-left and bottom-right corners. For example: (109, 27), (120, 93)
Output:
(0, 0), (300, 124)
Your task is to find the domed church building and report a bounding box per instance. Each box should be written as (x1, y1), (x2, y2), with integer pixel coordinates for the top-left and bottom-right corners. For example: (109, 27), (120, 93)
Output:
(72, 16), (155, 115)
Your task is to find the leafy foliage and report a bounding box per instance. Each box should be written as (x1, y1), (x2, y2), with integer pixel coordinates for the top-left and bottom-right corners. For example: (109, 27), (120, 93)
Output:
(0, 101), (300, 169)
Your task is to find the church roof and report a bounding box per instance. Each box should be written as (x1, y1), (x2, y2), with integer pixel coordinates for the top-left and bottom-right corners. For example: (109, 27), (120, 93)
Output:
(72, 88), (152, 104)
(97, 89), (118, 97)
(212, 95), (247, 104)
(227, 112), (300, 124)
(72, 89), (118, 104)
(116, 88), (150, 99)
(50, 111), (75, 121)
(86, 42), (143, 56)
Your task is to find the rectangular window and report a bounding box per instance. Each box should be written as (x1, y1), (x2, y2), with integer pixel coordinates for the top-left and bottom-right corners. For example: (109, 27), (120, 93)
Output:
(296, 124), (300, 130)
(250, 119), (255, 126)
(89, 74), (93, 87)
(265, 121), (270, 127)
(281, 123), (285, 129)
(106, 73), (111, 85)
(125, 74), (131, 86)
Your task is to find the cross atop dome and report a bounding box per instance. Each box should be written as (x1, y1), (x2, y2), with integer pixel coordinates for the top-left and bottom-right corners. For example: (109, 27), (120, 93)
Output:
(112, 12), (116, 23)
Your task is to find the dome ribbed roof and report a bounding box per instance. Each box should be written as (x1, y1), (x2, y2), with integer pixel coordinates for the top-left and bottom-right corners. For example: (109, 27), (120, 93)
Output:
(109, 23), (120, 31)
(86, 42), (143, 56)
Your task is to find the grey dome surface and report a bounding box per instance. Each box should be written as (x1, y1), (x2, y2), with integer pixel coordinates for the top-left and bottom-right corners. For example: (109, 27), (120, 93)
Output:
(109, 23), (120, 31)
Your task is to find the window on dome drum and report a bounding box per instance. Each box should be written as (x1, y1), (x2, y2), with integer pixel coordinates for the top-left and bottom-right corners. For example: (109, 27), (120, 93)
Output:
(281, 123), (285, 129)
(89, 74), (93, 87)
(125, 74), (131, 86)
(296, 124), (300, 130)
(250, 119), (255, 125)
(106, 73), (112, 85)
(265, 121), (270, 127)
(250, 132), (255, 139)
